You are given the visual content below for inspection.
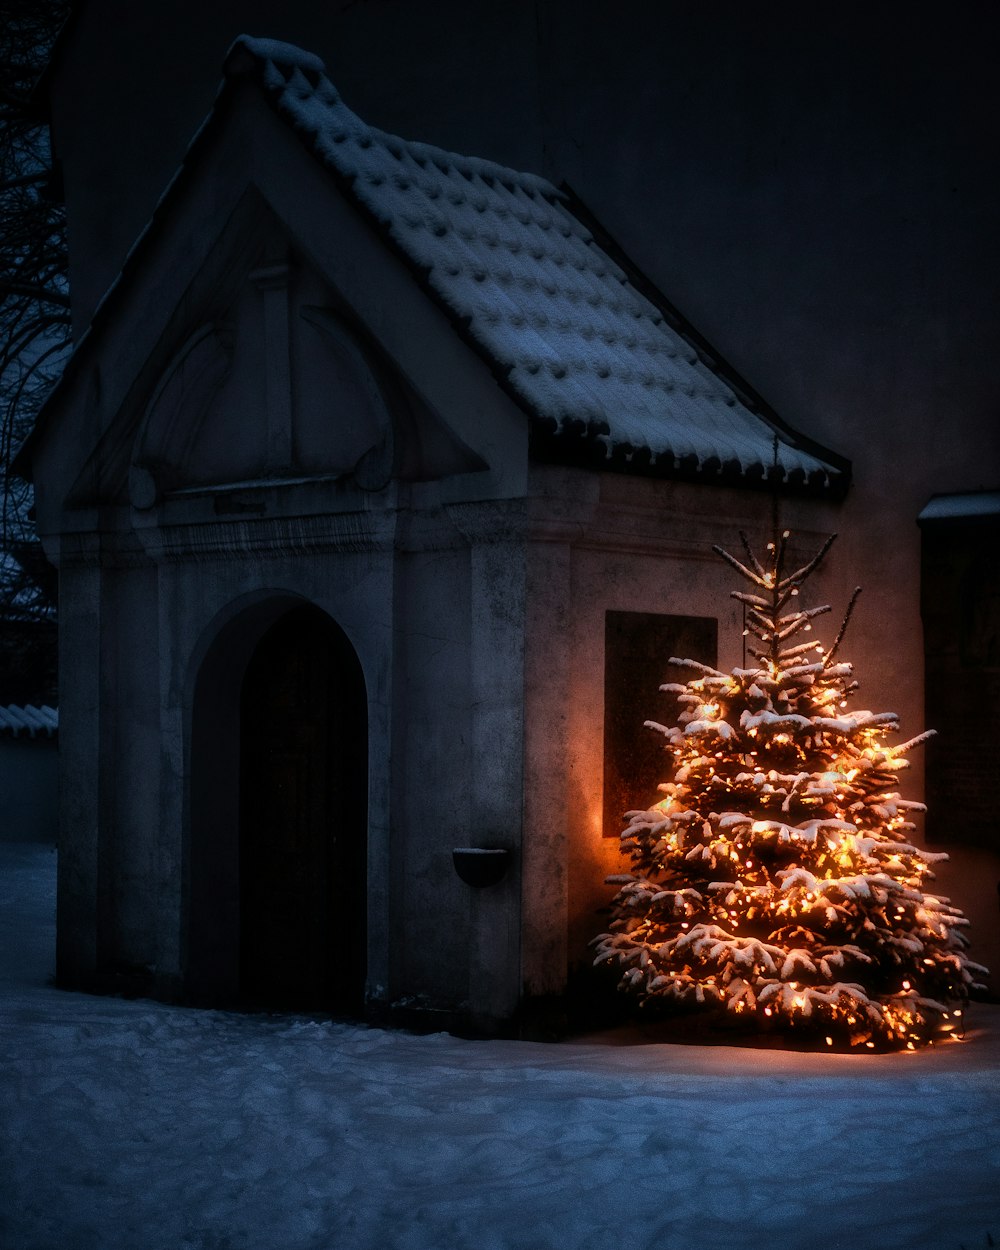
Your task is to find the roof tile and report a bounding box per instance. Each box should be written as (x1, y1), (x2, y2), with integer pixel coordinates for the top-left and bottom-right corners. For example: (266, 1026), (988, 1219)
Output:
(0, 704), (59, 738)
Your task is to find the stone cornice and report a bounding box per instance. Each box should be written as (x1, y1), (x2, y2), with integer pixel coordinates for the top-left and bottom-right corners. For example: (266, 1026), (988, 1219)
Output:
(443, 498), (529, 546)
(136, 510), (398, 563)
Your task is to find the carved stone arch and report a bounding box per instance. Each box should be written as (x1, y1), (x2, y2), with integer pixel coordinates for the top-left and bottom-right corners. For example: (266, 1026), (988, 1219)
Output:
(298, 303), (488, 487)
(129, 324), (234, 508)
(297, 305), (397, 490)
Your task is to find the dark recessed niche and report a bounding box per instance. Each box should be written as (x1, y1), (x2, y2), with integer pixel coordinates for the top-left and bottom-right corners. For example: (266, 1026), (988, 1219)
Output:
(603, 611), (717, 839)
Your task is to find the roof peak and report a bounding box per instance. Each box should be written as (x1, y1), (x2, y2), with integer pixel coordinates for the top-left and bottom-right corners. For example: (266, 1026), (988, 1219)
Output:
(224, 33), (564, 205)
(225, 35), (329, 85)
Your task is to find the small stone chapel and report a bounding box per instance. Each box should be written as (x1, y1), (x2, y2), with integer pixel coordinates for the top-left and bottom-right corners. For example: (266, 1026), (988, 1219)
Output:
(25, 36), (878, 1031)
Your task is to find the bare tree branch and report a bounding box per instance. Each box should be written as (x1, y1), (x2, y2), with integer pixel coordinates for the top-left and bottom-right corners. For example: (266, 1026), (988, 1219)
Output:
(0, 278), (70, 307)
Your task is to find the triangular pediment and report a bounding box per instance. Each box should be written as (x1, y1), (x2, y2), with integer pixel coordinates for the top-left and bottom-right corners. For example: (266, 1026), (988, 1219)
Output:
(67, 198), (487, 511)
(32, 105), (521, 526)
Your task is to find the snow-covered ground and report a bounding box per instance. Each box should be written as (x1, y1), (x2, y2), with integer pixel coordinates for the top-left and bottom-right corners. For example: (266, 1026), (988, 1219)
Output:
(1, 841), (998, 1250)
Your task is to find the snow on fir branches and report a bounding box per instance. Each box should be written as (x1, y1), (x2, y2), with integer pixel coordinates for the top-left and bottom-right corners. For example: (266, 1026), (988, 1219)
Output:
(593, 529), (987, 1051)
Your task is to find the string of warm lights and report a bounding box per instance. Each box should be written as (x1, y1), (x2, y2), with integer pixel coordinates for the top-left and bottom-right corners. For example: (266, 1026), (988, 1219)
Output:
(593, 530), (987, 1050)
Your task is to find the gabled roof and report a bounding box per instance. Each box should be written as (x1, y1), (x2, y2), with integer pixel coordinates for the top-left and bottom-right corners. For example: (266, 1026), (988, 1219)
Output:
(226, 37), (846, 494)
(24, 35), (849, 496)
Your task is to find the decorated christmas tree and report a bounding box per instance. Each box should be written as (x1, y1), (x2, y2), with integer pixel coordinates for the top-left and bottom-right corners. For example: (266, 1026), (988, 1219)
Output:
(593, 530), (987, 1050)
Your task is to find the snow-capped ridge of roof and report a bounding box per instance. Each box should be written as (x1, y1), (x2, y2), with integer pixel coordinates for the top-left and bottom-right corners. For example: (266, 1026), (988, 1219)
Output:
(226, 36), (328, 82)
(225, 35), (562, 203)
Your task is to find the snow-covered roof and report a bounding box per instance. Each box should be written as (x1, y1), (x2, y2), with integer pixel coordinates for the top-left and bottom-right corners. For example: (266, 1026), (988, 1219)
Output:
(0, 704), (58, 739)
(918, 491), (1000, 522)
(21, 36), (848, 497)
(221, 36), (846, 494)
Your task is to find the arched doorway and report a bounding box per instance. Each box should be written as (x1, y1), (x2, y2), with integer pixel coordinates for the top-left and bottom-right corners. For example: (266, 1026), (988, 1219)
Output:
(186, 599), (367, 1014)
(238, 605), (367, 1012)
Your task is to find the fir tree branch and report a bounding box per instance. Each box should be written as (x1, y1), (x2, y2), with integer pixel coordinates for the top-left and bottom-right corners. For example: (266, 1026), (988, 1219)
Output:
(775, 603), (832, 640)
(712, 544), (770, 590)
(739, 530), (766, 578)
(823, 586), (862, 669)
(779, 639), (823, 659)
(778, 604), (831, 627)
(887, 729), (937, 758)
(667, 657), (726, 678)
(774, 529), (789, 586)
(730, 589), (770, 609)
(779, 533), (837, 591)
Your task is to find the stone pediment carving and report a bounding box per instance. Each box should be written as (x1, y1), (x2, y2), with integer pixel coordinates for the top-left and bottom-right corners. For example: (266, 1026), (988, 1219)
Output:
(119, 258), (485, 510)
(297, 306), (396, 493)
(33, 106), (512, 526)
(129, 325), (234, 507)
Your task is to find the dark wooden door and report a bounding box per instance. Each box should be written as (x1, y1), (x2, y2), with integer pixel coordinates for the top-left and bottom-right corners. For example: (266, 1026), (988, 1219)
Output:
(239, 605), (367, 1012)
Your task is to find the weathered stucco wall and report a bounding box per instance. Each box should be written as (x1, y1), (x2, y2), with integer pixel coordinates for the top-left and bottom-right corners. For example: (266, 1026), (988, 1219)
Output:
(51, 487), (532, 1025)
